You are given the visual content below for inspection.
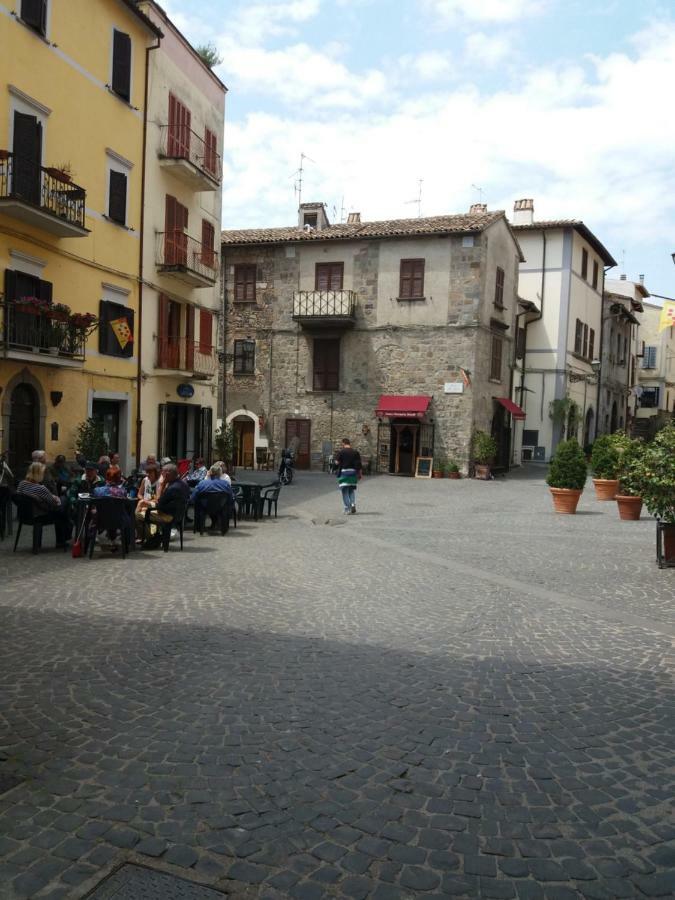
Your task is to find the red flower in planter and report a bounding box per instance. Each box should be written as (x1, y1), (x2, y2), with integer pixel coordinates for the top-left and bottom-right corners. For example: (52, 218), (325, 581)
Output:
(14, 296), (49, 314)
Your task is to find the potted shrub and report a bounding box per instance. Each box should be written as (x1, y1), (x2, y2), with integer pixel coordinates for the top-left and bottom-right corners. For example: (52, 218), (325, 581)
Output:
(640, 424), (675, 565)
(614, 439), (646, 521)
(473, 430), (498, 480)
(447, 460), (461, 479)
(432, 458), (443, 478)
(546, 438), (587, 514)
(590, 434), (621, 499)
(14, 295), (49, 316)
(45, 302), (71, 322)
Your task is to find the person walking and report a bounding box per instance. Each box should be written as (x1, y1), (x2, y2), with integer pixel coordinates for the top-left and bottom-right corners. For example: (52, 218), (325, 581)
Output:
(335, 438), (362, 515)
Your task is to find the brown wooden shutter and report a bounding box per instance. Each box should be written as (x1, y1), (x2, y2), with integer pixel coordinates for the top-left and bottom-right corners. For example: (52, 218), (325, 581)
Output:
(574, 319), (583, 354)
(581, 248), (588, 280)
(199, 310), (213, 354)
(589, 328), (595, 361)
(112, 31), (132, 102)
(201, 220), (215, 269)
(583, 323), (588, 358)
(21, 0), (47, 34)
(12, 111), (42, 205)
(234, 265), (256, 302)
(158, 294), (170, 367)
(490, 335), (502, 380)
(204, 128), (217, 174)
(495, 267), (505, 306)
(157, 404), (168, 459)
(315, 263), (343, 291)
(186, 305), (195, 371)
(313, 338), (340, 390)
(109, 171), (127, 225)
(399, 260), (424, 298)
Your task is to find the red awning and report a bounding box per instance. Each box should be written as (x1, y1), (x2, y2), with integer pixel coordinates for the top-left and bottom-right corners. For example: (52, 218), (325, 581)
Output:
(376, 395), (432, 418)
(497, 397), (526, 420)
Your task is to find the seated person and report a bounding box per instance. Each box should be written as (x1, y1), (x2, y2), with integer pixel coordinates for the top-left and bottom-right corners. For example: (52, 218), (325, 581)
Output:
(17, 462), (71, 546)
(92, 466), (128, 498)
(68, 461), (104, 500)
(142, 454), (158, 472)
(212, 460), (232, 485)
(33, 449), (57, 494)
(97, 455), (111, 477)
(155, 457), (173, 500)
(191, 465), (233, 530)
(135, 461), (160, 540)
(144, 464), (190, 548)
(109, 452), (125, 477)
(49, 454), (71, 490)
(189, 456), (208, 482)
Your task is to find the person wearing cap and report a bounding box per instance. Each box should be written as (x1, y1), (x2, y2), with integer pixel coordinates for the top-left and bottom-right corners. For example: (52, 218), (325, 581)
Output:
(66, 461), (104, 521)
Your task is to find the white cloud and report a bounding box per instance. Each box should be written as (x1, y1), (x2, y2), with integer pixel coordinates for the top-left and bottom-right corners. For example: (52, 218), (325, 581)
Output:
(398, 51), (455, 81)
(230, 0), (321, 43)
(464, 32), (512, 66)
(425, 0), (547, 25)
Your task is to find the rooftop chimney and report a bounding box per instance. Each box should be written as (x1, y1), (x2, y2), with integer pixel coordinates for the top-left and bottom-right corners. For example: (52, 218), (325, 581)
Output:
(513, 198), (534, 226)
(620, 274), (627, 281)
(298, 202), (330, 231)
(347, 212), (361, 224)
(469, 203), (487, 215)
(639, 274), (645, 284)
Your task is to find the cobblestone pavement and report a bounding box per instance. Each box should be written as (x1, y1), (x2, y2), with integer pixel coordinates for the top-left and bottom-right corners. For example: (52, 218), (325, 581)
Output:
(0, 467), (673, 900)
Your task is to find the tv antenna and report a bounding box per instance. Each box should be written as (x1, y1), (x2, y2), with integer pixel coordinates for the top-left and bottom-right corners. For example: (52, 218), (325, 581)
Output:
(293, 152), (315, 206)
(471, 183), (485, 204)
(405, 178), (423, 218)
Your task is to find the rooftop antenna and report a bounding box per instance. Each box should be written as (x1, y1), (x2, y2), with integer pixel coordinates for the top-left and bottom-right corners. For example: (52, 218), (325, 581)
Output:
(405, 178), (423, 218)
(293, 152), (315, 207)
(471, 183), (484, 204)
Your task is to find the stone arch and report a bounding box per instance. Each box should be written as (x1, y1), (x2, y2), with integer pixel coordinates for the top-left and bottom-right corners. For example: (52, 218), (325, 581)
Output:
(1, 368), (47, 461)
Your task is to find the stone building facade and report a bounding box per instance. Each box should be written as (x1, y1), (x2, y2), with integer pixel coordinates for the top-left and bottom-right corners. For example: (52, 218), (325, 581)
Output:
(221, 204), (523, 474)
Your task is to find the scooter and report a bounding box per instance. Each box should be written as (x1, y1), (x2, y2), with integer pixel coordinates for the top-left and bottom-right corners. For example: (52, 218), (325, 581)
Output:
(278, 449), (295, 485)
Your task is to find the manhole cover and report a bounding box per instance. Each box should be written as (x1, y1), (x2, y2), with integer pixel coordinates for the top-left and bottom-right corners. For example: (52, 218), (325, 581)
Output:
(86, 865), (226, 899)
(0, 774), (22, 796)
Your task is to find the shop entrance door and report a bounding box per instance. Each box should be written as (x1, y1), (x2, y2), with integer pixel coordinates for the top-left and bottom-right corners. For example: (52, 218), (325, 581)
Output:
(9, 383), (39, 472)
(285, 419), (311, 469)
(233, 419), (255, 468)
(391, 422), (419, 475)
(92, 400), (120, 455)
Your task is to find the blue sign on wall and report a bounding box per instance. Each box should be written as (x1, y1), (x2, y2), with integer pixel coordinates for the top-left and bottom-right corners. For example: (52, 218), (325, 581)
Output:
(177, 383), (195, 399)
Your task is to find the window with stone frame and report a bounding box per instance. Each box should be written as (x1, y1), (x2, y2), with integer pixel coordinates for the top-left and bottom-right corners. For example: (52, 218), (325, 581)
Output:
(313, 338), (340, 391)
(490, 334), (503, 381)
(399, 259), (425, 299)
(494, 266), (505, 308)
(233, 265), (256, 302)
(233, 339), (255, 374)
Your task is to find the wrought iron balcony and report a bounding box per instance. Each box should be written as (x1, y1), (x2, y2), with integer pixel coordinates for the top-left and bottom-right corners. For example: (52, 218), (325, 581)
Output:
(0, 152), (88, 236)
(293, 290), (357, 327)
(3, 303), (86, 365)
(156, 231), (218, 287)
(156, 337), (217, 379)
(158, 125), (222, 191)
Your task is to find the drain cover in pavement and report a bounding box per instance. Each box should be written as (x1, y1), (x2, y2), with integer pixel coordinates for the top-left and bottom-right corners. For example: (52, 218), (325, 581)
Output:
(87, 865), (226, 899)
(0, 774), (22, 796)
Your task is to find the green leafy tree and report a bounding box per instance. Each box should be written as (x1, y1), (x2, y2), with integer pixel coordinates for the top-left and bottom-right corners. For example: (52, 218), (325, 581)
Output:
(196, 42), (223, 69)
(214, 424), (234, 466)
(74, 417), (107, 460)
(472, 430), (498, 464)
(546, 439), (587, 490)
(640, 424), (675, 522)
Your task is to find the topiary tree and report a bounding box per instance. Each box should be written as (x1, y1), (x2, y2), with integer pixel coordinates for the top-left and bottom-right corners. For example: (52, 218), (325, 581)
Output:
(547, 439), (587, 490)
(74, 417), (107, 460)
(590, 434), (619, 478)
(616, 438), (647, 497)
(640, 424), (675, 522)
(473, 430), (498, 464)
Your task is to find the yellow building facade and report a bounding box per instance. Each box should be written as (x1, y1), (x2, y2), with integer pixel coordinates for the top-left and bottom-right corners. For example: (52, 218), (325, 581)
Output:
(0, 0), (160, 472)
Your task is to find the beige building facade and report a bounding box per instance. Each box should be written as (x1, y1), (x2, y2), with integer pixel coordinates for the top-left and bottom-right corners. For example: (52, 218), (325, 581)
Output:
(636, 300), (675, 434)
(136, 1), (226, 462)
(222, 204), (523, 475)
(600, 276), (646, 436)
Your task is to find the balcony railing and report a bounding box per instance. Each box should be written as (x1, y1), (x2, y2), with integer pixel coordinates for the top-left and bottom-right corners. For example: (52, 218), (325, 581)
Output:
(158, 125), (222, 186)
(3, 303), (85, 362)
(0, 152), (87, 235)
(156, 231), (218, 287)
(293, 290), (357, 322)
(157, 337), (217, 378)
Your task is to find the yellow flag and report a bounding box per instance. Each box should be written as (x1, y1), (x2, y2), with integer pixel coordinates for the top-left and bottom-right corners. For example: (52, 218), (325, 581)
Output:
(659, 301), (675, 332)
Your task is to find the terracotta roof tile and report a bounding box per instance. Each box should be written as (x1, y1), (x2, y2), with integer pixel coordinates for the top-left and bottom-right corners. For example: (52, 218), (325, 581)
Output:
(222, 211), (506, 245)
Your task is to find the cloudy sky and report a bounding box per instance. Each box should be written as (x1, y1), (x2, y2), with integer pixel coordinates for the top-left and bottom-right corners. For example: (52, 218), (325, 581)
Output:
(163, 0), (675, 298)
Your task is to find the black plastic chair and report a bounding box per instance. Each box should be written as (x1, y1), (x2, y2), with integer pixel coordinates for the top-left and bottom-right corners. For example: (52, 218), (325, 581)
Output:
(144, 503), (187, 552)
(0, 486), (12, 540)
(87, 498), (133, 559)
(231, 485), (243, 525)
(194, 493), (229, 536)
(12, 495), (67, 554)
(258, 483), (281, 518)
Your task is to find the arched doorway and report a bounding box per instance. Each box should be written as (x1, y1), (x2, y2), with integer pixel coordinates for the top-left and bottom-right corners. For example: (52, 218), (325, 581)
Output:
(9, 383), (39, 472)
(610, 401), (618, 433)
(584, 407), (594, 448)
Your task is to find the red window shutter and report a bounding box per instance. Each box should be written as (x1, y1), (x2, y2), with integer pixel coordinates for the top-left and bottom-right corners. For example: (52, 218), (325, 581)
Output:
(158, 294), (169, 367)
(186, 305), (195, 370)
(165, 197), (187, 266)
(201, 220), (215, 269)
(168, 94), (191, 159)
(199, 310), (213, 354)
(204, 128), (217, 175)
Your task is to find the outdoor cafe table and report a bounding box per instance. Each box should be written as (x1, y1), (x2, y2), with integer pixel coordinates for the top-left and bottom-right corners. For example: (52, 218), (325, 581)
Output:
(233, 481), (266, 520)
(74, 495), (138, 550)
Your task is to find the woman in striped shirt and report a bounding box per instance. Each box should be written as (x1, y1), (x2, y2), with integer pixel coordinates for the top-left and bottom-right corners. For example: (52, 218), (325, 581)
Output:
(17, 463), (71, 547)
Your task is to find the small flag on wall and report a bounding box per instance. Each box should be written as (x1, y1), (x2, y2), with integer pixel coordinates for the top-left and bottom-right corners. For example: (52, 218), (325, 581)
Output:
(99, 301), (134, 358)
(460, 367), (472, 387)
(658, 301), (675, 332)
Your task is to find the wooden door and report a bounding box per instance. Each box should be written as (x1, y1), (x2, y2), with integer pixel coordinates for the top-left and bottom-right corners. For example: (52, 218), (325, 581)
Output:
(9, 383), (39, 472)
(285, 418), (311, 469)
(234, 421), (254, 468)
(394, 424), (418, 475)
(12, 111), (42, 205)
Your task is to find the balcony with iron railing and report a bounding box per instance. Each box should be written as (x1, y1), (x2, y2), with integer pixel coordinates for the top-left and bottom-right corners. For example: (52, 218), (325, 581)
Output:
(156, 231), (218, 287)
(156, 336), (217, 379)
(2, 302), (86, 366)
(292, 290), (357, 327)
(158, 125), (222, 191)
(0, 152), (88, 237)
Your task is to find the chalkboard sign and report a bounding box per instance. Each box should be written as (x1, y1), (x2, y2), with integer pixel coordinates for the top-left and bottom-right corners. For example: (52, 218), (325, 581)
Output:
(415, 456), (433, 478)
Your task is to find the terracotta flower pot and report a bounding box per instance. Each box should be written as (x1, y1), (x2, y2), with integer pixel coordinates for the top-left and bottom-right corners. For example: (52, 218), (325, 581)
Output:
(448, 472), (460, 479)
(664, 525), (675, 561)
(549, 487), (583, 514)
(616, 495), (643, 521)
(475, 464), (491, 480)
(432, 471), (442, 478)
(593, 478), (619, 501)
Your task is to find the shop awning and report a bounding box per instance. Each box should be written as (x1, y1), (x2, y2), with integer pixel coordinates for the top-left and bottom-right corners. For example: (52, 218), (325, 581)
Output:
(376, 395), (432, 418)
(496, 397), (526, 420)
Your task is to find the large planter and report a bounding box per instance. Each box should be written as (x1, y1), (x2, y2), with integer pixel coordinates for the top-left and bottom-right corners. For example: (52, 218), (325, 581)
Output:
(550, 487), (583, 514)
(593, 478), (619, 501)
(657, 522), (675, 568)
(448, 472), (461, 480)
(616, 495), (643, 521)
(475, 464), (491, 480)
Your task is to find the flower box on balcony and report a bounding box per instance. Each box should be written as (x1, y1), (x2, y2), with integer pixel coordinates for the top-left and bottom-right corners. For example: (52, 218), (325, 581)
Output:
(14, 297), (49, 315)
